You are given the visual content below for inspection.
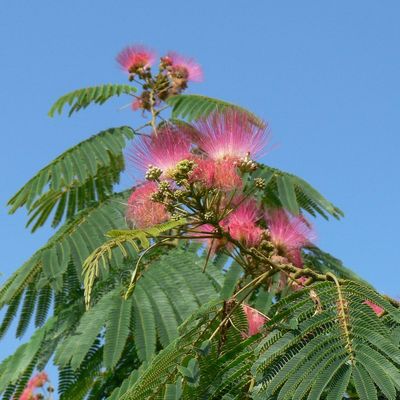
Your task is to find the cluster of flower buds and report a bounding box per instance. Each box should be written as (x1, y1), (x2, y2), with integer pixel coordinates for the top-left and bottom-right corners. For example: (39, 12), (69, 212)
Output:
(126, 110), (316, 284)
(117, 45), (203, 112)
(236, 153), (258, 173)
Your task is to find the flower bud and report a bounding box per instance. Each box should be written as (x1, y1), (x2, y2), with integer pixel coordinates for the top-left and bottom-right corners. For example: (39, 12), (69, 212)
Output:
(145, 165), (163, 181)
(254, 177), (266, 190)
(237, 153), (258, 173)
(203, 211), (215, 222)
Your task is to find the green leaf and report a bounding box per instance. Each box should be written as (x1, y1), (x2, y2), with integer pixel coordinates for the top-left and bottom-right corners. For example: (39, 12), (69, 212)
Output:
(8, 126), (134, 230)
(326, 364), (352, 400)
(276, 175), (299, 215)
(104, 294), (132, 369)
(251, 281), (400, 399)
(220, 262), (242, 300)
(54, 289), (118, 369)
(48, 84), (137, 117)
(166, 94), (264, 127)
(353, 364), (378, 400)
(303, 247), (372, 285)
(164, 381), (182, 400)
(132, 285), (156, 362)
(256, 165), (344, 220)
(0, 319), (53, 391)
(178, 358), (200, 386)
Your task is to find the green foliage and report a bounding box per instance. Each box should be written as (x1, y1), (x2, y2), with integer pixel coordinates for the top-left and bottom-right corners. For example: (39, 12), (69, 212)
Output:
(114, 299), (256, 400)
(104, 292), (132, 369)
(252, 280), (400, 400)
(7, 126), (134, 231)
(2, 73), (396, 400)
(83, 218), (188, 305)
(166, 94), (265, 127)
(48, 84), (137, 117)
(54, 289), (118, 370)
(0, 246), (225, 400)
(111, 280), (400, 400)
(52, 247), (229, 399)
(254, 164), (344, 219)
(0, 319), (55, 393)
(59, 341), (103, 400)
(304, 246), (372, 285)
(0, 191), (129, 354)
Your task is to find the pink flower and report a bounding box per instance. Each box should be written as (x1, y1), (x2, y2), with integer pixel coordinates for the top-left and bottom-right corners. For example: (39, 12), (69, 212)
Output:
(127, 127), (192, 177)
(126, 182), (169, 228)
(192, 224), (230, 253)
(190, 158), (242, 191)
(241, 304), (268, 337)
(19, 388), (34, 400)
(194, 111), (268, 161)
(117, 45), (156, 72)
(291, 275), (308, 291)
(163, 52), (203, 82)
(27, 371), (48, 390)
(131, 98), (143, 111)
(266, 209), (315, 267)
(221, 200), (263, 247)
(364, 300), (384, 317)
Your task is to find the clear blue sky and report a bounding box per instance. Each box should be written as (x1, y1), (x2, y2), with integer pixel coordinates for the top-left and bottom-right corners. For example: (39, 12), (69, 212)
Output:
(1, 0), (399, 393)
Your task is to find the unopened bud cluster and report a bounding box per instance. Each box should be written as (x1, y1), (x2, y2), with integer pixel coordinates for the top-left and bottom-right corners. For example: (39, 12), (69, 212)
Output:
(254, 178), (266, 190)
(237, 153), (258, 173)
(117, 45), (203, 113)
(145, 165), (163, 181)
(169, 159), (196, 185)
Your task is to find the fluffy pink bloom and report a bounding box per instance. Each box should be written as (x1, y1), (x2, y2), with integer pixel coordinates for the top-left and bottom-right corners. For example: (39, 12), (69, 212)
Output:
(27, 371), (48, 389)
(117, 45), (156, 72)
(194, 111), (268, 161)
(221, 200), (263, 247)
(126, 182), (169, 228)
(241, 304), (268, 337)
(190, 158), (242, 191)
(266, 209), (315, 267)
(131, 98), (143, 111)
(127, 127), (192, 176)
(190, 158), (214, 187)
(291, 275), (308, 291)
(19, 388), (34, 400)
(164, 52), (203, 82)
(192, 224), (230, 253)
(364, 300), (384, 317)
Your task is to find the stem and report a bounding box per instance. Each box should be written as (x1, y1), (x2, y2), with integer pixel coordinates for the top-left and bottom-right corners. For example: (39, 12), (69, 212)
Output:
(203, 238), (215, 272)
(124, 239), (169, 299)
(135, 121), (152, 132)
(327, 272), (355, 364)
(232, 269), (277, 300)
(209, 294), (250, 341)
(148, 87), (159, 135)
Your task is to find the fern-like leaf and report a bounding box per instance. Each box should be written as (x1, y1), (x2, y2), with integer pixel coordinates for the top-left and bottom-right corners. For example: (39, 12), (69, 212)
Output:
(166, 94), (264, 127)
(255, 165), (344, 220)
(0, 318), (54, 392)
(54, 289), (117, 370)
(304, 246), (372, 285)
(8, 126), (134, 231)
(104, 293), (132, 369)
(15, 283), (36, 338)
(252, 280), (400, 400)
(83, 218), (187, 306)
(0, 191), (130, 344)
(48, 84), (137, 117)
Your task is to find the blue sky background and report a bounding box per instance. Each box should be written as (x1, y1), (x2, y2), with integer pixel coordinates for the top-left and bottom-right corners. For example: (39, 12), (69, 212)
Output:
(1, 0), (399, 394)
